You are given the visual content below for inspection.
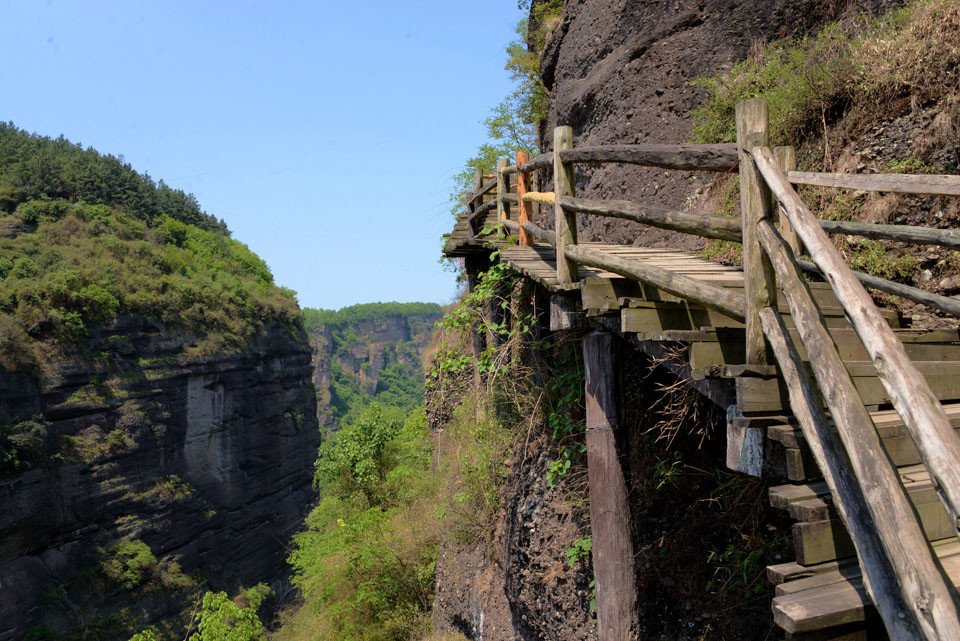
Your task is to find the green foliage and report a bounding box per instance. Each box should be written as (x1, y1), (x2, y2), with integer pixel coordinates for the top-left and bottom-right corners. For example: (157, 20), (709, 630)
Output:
(705, 531), (788, 597)
(290, 407), (438, 641)
(302, 302), (441, 333)
(188, 586), (271, 641)
(0, 204), (300, 362)
(654, 457), (683, 490)
(844, 238), (918, 280)
(428, 260), (540, 385)
(0, 124), (300, 368)
(565, 536), (592, 567)
(691, 0), (960, 146)
(0, 122), (226, 231)
(100, 539), (158, 590)
(450, 16), (543, 216)
(0, 415), (48, 476)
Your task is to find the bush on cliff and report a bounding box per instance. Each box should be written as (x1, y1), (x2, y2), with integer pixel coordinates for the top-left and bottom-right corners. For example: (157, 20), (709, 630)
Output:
(0, 125), (302, 366)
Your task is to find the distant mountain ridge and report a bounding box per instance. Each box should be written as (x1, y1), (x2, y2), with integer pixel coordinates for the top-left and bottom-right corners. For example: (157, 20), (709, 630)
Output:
(303, 302), (443, 428)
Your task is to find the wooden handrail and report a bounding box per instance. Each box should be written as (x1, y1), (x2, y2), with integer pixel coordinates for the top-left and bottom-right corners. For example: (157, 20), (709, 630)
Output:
(559, 143), (739, 172)
(519, 153), (552, 173)
(754, 144), (960, 548)
(786, 170), (960, 197)
(798, 259), (960, 317)
(757, 217), (960, 640)
(559, 195), (741, 242)
(501, 164), (517, 176)
(468, 178), (497, 203)
(467, 200), (496, 223)
(522, 191), (555, 205)
(759, 304), (923, 641)
(818, 218), (960, 249)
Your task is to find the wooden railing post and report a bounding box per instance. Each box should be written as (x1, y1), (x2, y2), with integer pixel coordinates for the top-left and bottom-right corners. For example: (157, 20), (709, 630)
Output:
(735, 99), (776, 365)
(496, 157), (510, 224)
(467, 166), (483, 239)
(583, 331), (638, 641)
(516, 150), (532, 246)
(774, 145), (800, 255)
(554, 126), (579, 285)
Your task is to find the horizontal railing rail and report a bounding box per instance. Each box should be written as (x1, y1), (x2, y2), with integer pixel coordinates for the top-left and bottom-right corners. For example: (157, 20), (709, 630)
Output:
(451, 96), (960, 641)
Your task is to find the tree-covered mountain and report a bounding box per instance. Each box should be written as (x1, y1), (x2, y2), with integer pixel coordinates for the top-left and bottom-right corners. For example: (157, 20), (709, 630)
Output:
(0, 123), (318, 641)
(303, 302), (443, 428)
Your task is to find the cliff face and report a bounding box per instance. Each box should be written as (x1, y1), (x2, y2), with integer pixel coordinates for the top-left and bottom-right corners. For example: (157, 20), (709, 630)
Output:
(0, 318), (319, 640)
(533, 0), (897, 247)
(308, 312), (441, 428)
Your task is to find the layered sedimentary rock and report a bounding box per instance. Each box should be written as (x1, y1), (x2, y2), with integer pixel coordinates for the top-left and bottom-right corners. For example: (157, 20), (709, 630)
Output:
(0, 317), (319, 640)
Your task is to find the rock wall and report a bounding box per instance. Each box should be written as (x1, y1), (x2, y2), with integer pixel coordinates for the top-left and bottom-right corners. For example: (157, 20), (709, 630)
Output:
(0, 317), (319, 640)
(533, 0), (898, 248)
(308, 313), (440, 428)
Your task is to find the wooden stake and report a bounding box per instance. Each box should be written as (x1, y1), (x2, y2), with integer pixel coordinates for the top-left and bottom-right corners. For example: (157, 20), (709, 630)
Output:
(759, 305), (920, 641)
(516, 150), (532, 246)
(757, 218), (960, 641)
(774, 146), (800, 255)
(583, 331), (638, 641)
(753, 145), (960, 544)
(554, 126), (578, 285)
(496, 157), (510, 223)
(735, 99), (776, 365)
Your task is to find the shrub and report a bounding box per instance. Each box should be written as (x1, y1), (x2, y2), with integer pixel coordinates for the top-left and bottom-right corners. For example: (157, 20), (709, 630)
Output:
(100, 539), (158, 590)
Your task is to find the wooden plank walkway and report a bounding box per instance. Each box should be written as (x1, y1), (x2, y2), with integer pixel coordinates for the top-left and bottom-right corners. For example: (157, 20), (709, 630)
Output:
(448, 230), (960, 640)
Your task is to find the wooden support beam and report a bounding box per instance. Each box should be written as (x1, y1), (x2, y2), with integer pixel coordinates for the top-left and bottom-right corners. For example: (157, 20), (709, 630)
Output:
(563, 244), (746, 320)
(516, 150), (533, 246)
(583, 331), (638, 641)
(497, 158), (510, 223)
(735, 99), (776, 365)
(754, 145), (960, 544)
(554, 126), (579, 286)
(756, 218), (960, 641)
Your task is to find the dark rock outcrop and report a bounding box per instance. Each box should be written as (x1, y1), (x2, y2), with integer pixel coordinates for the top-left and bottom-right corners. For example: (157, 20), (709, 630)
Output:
(0, 317), (319, 640)
(533, 0), (899, 248)
(308, 313), (440, 428)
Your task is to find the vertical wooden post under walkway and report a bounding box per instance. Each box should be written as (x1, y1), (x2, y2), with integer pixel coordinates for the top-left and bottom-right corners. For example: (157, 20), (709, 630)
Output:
(554, 126), (579, 286)
(736, 99), (776, 365)
(516, 150), (533, 246)
(583, 331), (638, 641)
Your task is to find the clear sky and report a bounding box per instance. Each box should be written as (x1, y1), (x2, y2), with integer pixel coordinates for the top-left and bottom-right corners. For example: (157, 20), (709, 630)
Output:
(0, 0), (525, 310)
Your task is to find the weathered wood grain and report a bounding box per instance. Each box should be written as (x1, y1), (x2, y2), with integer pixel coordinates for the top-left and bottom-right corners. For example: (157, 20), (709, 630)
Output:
(818, 219), (960, 250)
(756, 219), (960, 641)
(557, 195), (742, 241)
(583, 331), (639, 641)
(558, 143), (739, 171)
(786, 170), (960, 197)
(554, 126), (579, 286)
(760, 307), (921, 640)
(775, 146), (801, 254)
(736, 99), (776, 365)
(519, 152), (553, 173)
(497, 158), (510, 224)
(563, 244), (746, 320)
(516, 150), (533, 246)
(522, 191), (556, 205)
(755, 145), (960, 546)
(797, 259), (960, 317)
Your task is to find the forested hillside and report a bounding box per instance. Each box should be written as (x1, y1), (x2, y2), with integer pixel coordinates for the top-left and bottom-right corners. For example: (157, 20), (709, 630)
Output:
(303, 302), (443, 428)
(0, 123), (318, 641)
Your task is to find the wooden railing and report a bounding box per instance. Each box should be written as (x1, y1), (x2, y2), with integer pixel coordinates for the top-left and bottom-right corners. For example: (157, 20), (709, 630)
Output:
(458, 97), (960, 641)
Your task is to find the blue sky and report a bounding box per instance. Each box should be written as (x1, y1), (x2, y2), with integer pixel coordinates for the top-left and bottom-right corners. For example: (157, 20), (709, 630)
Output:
(0, 0), (525, 309)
